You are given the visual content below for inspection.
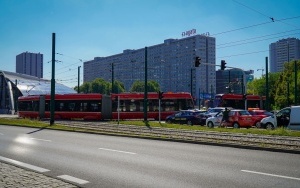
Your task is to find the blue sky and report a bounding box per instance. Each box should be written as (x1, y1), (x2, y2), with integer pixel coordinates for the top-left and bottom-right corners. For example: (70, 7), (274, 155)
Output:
(1, 0), (300, 88)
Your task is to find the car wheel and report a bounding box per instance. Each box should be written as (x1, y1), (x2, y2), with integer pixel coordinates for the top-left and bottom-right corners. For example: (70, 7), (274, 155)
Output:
(207, 121), (214, 128)
(266, 123), (275, 130)
(166, 119), (172, 124)
(233, 122), (240, 129)
(255, 121), (261, 128)
(187, 120), (193, 126)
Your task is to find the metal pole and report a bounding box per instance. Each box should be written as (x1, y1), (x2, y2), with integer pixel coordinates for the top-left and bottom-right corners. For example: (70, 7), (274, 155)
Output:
(50, 33), (55, 125)
(265, 57), (269, 111)
(190, 68), (193, 95)
(228, 70), (231, 93)
(111, 63), (114, 93)
(144, 47), (148, 121)
(117, 96), (120, 125)
(287, 81), (290, 106)
(77, 66), (81, 93)
(159, 98), (161, 123)
(295, 60), (298, 105)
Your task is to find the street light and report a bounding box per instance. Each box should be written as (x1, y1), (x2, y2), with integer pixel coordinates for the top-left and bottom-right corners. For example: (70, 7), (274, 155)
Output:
(257, 68), (264, 77)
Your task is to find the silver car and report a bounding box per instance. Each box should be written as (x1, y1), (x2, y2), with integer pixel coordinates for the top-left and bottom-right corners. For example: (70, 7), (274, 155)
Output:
(206, 111), (223, 128)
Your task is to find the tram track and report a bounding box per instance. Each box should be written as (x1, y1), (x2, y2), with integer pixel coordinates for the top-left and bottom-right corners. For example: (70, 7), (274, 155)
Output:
(55, 121), (300, 153)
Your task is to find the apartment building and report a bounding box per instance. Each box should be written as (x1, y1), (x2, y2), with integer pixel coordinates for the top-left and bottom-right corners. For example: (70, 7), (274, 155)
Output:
(269, 38), (300, 72)
(84, 34), (216, 101)
(16, 52), (43, 78)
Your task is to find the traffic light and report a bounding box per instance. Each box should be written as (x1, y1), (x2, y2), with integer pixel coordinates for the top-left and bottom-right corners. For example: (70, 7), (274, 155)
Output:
(194, 56), (201, 67)
(158, 91), (164, 99)
(221, 60), (226, 70)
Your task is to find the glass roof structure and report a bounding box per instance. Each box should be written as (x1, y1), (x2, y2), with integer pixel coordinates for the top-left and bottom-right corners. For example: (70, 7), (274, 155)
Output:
(1, 70), (76, 96)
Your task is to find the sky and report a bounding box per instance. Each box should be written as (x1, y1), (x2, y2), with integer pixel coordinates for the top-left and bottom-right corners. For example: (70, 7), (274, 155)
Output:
(0, 0), (300, 88)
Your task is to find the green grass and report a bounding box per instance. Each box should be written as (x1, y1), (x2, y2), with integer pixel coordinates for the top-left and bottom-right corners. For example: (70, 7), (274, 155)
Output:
(1, 118), (300, 137)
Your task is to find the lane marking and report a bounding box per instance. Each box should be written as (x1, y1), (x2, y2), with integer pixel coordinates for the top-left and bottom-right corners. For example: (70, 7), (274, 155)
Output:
(0, 156), (50, 172)
(57, 175), (89, 184)
(98, 147), (137, 155)
(242, 170), (300, 181)
(30, 137), (52, 142)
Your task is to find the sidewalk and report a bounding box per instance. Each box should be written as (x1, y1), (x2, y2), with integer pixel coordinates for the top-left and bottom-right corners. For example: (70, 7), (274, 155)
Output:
(0, 161), (78, 188)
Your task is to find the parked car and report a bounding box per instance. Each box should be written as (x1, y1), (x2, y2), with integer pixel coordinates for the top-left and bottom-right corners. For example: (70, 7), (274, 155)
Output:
(248, 110), (273, 128)
(260, 106), (300, 130)
(205, 107), (229, 116)
(165, 110), (204, 125)
(225, 109), (254, 128)
(206, 111), (223, 128)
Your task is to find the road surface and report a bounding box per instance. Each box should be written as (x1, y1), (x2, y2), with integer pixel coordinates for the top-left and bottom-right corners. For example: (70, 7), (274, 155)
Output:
(0, 125), (299, 188)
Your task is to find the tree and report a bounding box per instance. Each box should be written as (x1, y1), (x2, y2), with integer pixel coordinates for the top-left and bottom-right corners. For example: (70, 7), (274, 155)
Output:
(130, 81), (144, 92)
(247, 60), (300, 110)
(91, 78), (110, 94)
(111, 80), (125, 93)
(80, 82), (91, 93)
(130, 80), (160, 92)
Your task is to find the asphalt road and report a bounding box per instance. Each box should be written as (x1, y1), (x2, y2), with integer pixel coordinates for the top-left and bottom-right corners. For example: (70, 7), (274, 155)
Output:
(0, 125), (300, 188)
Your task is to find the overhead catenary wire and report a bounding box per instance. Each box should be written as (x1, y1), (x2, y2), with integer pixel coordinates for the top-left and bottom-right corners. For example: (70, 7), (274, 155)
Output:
(47, 12), (300, 84)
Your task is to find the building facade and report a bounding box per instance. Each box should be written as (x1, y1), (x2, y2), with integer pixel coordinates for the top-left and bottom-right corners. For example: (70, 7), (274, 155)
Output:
(269, 38), (300, 72)
(216, 69), (254, 94)
(16, 52), (43, 78)
(84, 34), (216, 103)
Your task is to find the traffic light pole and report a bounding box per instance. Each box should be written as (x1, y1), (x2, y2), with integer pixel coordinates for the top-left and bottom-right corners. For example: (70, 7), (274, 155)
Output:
(144, 47), (148, 122)
(50, 33), (55, 125)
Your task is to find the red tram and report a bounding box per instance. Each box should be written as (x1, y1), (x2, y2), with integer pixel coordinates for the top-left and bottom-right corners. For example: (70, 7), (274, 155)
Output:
(18, 92), (194, 120)
(214, 93), (265, 110)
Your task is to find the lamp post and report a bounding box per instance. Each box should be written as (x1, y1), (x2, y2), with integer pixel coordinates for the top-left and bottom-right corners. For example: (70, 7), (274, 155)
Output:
(78, 66), (81, 93)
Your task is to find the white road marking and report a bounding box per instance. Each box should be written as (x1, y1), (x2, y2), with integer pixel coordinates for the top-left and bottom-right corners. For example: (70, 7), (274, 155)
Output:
(57, 175), (89, 184)
(30, 137), (52, 142)
(242, 170), (300, 181)
(98, 147), (137, 155)
(0, 156), (50, 172)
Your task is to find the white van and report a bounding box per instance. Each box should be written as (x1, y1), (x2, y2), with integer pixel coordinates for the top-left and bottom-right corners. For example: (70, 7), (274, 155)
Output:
(260, 106), (300, 130)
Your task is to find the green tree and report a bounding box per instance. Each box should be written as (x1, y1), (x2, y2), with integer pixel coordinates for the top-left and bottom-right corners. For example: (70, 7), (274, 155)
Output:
(90, 78), (110, 94)
(130, 80), (160, 92)
(80, 82), (91, 93)
(247, 60), (300, 110)
(111, 80), (125, 93)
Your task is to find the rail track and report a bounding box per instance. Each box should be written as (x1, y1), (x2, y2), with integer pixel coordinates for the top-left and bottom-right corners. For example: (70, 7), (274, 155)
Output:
(55, 121), (300, 153)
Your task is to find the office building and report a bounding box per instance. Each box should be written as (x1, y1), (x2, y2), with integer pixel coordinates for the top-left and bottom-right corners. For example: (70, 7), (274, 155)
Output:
(16, 52), (43, 78)
(84, 34), (216, 103)
(269, 38), (300, 72)
(216, 69), (254, 94)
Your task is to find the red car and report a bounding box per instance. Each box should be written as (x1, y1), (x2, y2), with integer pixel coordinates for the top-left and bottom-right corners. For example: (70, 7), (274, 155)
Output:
(248, 110), (273, 128)
(224, 109), (254, 128)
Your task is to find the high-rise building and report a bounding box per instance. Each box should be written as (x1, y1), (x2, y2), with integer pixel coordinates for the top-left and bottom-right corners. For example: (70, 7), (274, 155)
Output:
(16, 52), (43, 78)
(84, 34), (216, 102)
(216, 69), (254, 94)
(269, 38), (300, 72)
